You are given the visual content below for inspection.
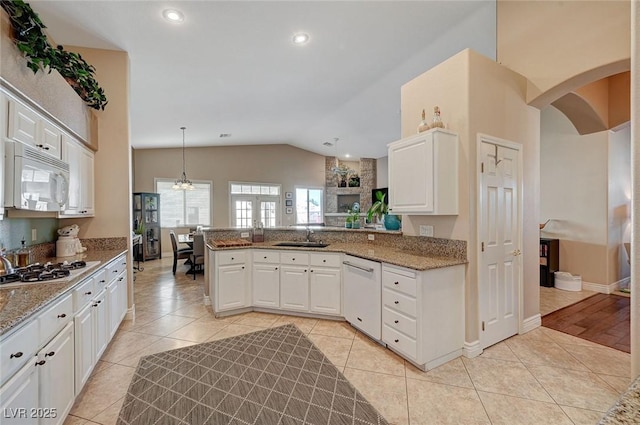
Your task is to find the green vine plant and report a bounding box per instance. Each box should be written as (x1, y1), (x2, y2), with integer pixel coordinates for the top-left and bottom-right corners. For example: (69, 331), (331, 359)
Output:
(1, 0), (108, 110)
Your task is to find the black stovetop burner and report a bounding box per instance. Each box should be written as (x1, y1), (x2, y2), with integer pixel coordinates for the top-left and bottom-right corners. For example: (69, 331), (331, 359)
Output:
(0, 260), (87, 285)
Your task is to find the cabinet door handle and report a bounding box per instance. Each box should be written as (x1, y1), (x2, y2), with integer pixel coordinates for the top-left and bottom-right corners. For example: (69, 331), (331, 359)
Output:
(304, 269), (307, 272)
(84, 291), (92, 295)
(100, 280), (106, 283)
(394, 281), (399, 285)
(323, 259), (326, 263)
(118, 277), (124, 281)
(275, 267), (278, 270)
(357, 317), (362, 322)
(35, 360), (46, 366)
(394, 301), (399, 305)
(45, 351), (55, 357)
(264, 256), (267, 259)
(10, 351), (23, 359)
(310, 269), (314, 272)
(394, 339), (399, 343)
(97, 300), (102, 304)
(231, 257), (234, 260)
(241, 266), (245, 269)
(113, 270), (118, 273)
(394, 320), (399, 324)
(92, 304), (98, 307)
(57, 313), (66, 318)
(292, 258), (296, 261)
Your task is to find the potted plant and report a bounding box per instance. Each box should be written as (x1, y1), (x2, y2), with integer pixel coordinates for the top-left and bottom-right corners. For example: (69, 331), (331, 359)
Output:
(331, 164), (354, 187)
(348, 174), (360, 187)
(367, 191), (401, 231)
(348, 208), (361, 229)
(344, 215), (352, 228)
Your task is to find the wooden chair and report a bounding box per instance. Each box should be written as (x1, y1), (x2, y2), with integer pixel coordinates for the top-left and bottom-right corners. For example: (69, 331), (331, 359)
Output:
(189, 233), (205, 279)
(170, 230), (193, 275)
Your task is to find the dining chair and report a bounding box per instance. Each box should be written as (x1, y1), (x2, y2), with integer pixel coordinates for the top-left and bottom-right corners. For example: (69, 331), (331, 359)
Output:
(170, 230), (193, 275)
(189, 233), (205, 279)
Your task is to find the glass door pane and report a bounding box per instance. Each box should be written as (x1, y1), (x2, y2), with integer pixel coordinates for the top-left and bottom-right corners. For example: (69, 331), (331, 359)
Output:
(234, 200), (253, 228)
(260, 201), (276, 228)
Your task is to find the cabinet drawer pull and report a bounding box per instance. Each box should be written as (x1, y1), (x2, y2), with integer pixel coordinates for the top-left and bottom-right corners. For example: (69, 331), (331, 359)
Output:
(45, 351), (55, 357)
(310, 269), (314, 272)
(35, 360), (46, 366)
(275, 267), (278, 270)
(100, 280), (106, 283)
(118, 277), (124, 281)
(122, 262), (126, 265)
(304, 269), (307, 272)
(394, 301), (399, 305)
(323, 259), (326, 263)
(84, 291), (92, 295)
(394, 339), (399, 343)
(357, 317), (362, 322)
(10, 351), (23, 359)
(36, 144), (50, 150)
(92, 304), (98, 307)
(394, 281), (399, 285)
(394, 320), (399, 324)
(57, 313), (66, 318)
(264, 256), (267, 259)
(241, 266), (245, 269)
(292, 258), (295, 261)
(231, 257), (234, 260)
(97, 300), (102, 304)
(113, 270), (118, 273)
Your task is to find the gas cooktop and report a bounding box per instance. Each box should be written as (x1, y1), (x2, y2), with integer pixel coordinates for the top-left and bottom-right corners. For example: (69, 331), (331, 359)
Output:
(0, 260), (100, 287)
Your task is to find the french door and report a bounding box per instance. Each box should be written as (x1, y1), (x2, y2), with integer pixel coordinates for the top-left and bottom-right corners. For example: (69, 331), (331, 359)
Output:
(231, 195), (280, 228)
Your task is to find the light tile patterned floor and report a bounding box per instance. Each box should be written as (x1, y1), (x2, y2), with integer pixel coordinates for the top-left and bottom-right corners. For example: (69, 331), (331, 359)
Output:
(64, 258), (631, 425)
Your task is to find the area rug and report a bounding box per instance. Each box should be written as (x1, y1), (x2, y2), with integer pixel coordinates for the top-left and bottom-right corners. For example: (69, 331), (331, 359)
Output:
(117, 324), (389, 425)
(542, 293), (630, 353)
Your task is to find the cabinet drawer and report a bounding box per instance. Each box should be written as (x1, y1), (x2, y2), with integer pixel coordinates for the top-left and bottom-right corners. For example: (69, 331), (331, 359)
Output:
(73, 277), (96, 312)
(93, 269), (108, 292)
(280, 252), (309, 265)
(310, 253), (341, 268)
(0, 320), (38, 385)
(383, 306), (417, 339)
(39, 293), (73, 345)
(105, 256), (126, 283)
(383, 323), (417, 360)
(253, 251), (279, 264)
(217, 251), (247, 265)
(382, 269), (417, 297)
(382, 287), (417, 318)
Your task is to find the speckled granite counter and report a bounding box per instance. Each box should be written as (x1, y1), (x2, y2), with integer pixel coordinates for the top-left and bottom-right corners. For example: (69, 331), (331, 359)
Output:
(0, 249), (127, 337)
(207, 241), (466, 271)
(598, 375), (640, 424)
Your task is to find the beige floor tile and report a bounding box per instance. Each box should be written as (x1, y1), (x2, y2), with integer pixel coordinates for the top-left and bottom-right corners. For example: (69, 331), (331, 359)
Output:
(132, 314), (196, 337)
(116, 337), (198, 367)
(92, 360), (114, 374)
(166, 320), (229, 342)
(478, 391), (573, 425)
(233, 311), (281, 327)
(405, 357), (473, 389)
(307, 334), (354, 368)
(62, 415), (89, 425)
(560, 405), (606, 425)
(310, 319), (356, 339)
(505, 337), (589, 371)
(558, 344), (630, 377)
(462, 356), (554, 402)
(70, 364), (135, 419)
(270, 314), (319, 333)
(479, 341), (520, 362)
(116, 309), (167, 332)
(90, 397), (124, 425)
(170, 302), (212, 318)
(406, 379), (491, 425)
(344, 368), (408, 425)
(206, 323), (266, 341)
(539, 287), (597, 316)
(527, 364), (620, 411)
(100, 331), (163, 363)
(507, 327), (554, 343)
(133, 297), (198, 314)
(597, 373), (635, 394)
(346, 333), (405, 377)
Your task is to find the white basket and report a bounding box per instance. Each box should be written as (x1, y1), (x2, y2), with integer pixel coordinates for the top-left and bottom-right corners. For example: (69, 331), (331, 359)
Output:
(554, 271), (582, 292)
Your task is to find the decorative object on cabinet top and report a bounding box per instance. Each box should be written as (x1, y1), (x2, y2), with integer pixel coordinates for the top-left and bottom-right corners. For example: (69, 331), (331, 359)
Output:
(0, 0), (108, 110)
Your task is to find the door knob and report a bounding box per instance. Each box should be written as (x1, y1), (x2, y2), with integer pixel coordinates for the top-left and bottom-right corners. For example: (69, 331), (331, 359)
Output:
(512, 249), (521, 256)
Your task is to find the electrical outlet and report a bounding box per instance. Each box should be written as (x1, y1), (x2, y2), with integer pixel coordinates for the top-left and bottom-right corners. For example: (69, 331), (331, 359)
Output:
(367, 234), (375, 241)
(31, 228), (37, 241)
(240, 232), (250, 238)
(419, 225), (434, 237)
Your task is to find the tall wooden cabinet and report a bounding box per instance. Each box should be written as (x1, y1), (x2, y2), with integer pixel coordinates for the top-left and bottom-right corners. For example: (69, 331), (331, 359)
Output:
(133, 192), (161, 261)
(540, 238), (559, 287)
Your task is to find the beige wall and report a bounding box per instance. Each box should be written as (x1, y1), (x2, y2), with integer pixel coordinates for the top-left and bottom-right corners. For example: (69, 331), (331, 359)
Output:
(133, 144), (325, 253)
(400, 49), (541, 344)
(497, 0), (630, 108)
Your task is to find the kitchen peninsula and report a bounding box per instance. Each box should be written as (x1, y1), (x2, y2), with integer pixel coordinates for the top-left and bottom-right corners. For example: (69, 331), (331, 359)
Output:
(205, 227), (467, 371)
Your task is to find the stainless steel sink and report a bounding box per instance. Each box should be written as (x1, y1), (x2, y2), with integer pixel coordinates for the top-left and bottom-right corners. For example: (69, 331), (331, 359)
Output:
(274, 241), (330, 248)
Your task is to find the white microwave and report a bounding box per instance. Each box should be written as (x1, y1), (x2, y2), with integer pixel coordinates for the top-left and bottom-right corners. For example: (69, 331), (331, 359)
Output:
(4, 141), (70, 212)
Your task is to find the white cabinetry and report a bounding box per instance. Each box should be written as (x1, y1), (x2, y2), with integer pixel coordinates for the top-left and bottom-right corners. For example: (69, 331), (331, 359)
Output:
(106, 255), (128, 339)
(309, 253), (342, 315)
(61, 134), (94, 217)
(212, 250), (250, 313)
(252, 251), (280, 308)
(0, 357), (39, 424)
(381, 263), (464, 371)
(343, 255), (382, 340)
(388, 128), (458, 215)
(7, 97), (62, 159)
(279, 252), (309, 312)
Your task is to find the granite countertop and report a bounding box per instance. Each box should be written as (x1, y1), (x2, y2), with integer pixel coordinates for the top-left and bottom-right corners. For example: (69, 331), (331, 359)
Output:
(0, 249), (127, 337)
(207, 241), (466, 271)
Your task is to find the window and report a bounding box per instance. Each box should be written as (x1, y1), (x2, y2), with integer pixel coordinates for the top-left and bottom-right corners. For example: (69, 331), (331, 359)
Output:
(296, 187), (323, 224)
(230, 182), (281, 228)
(155, 179), (212, 227)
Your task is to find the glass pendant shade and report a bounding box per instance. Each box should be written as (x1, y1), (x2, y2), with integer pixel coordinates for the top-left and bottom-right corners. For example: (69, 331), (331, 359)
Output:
(173, 127), (195, 191)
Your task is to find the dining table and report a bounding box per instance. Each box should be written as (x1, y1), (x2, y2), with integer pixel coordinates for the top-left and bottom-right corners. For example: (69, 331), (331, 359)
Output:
(177, 233), (194, 248)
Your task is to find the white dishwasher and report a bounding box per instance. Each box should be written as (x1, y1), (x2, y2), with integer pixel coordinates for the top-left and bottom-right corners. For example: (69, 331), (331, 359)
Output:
(343, 255), (382, 340)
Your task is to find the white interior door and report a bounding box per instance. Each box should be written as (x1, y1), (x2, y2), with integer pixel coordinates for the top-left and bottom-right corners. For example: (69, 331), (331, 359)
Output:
(479, 139), (521, 349)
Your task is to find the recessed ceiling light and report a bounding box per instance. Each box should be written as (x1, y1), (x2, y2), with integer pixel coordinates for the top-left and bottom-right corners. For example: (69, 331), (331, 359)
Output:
(292, 33), (309, 45)
(162, 9), (184, 23)
(345, 154), (351, 158)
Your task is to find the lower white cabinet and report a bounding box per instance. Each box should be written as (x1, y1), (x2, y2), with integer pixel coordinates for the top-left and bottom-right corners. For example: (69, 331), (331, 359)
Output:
(107, 281), (119, 340)
(252, 251), (279, 308)
(218, 264), (249, 311)
(280, 265), (309, 311)
(94, 290), (108, 360)
(0, 356), (39, 424)
(309, 267), (341, 315)
(74, 303), (94, 393)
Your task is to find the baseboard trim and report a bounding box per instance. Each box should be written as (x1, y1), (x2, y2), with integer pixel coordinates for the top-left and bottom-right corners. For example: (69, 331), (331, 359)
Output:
(582, 279), (625, 294)
(462, 340), (482, 358)
(521, 314), (541, 334)
(125, 305), (136, 321)
(203, 295), (211, 306)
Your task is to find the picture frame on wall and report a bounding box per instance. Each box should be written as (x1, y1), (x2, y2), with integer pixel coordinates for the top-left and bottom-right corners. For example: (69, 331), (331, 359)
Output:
(285, 192), (293, 199)
(285, 200), (293, 207)
(286, 207), (293, 214)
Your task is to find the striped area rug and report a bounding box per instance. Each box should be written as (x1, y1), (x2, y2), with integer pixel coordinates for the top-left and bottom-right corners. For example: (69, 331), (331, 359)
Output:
(117, 324), (389, 425)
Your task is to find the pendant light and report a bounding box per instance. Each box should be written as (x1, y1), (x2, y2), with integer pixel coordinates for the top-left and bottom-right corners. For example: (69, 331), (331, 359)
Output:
(172, 126), (195, 190)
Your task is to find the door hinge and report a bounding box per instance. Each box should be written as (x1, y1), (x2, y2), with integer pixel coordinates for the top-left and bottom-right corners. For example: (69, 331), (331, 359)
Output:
(481, 242), (484, 252)
(482, 321), (485, 331)
(481, 162), (484, 173)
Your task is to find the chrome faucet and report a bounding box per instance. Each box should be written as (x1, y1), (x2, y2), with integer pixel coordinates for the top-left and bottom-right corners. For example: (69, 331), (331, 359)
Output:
(305, 226), (314, 242)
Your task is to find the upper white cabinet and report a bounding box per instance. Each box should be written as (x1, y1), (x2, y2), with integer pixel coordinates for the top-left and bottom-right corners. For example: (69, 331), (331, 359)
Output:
(7, 98), (62, 159)
(388, 128), (458, 215)
(61, 134), (95, 217)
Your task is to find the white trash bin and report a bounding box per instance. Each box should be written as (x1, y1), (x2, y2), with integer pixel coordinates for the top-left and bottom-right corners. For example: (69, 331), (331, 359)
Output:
(554, 271), (582, 291)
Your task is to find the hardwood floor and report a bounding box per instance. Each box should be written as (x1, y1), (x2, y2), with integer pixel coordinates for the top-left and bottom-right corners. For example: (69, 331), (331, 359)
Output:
(542, 293), (630, 353)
